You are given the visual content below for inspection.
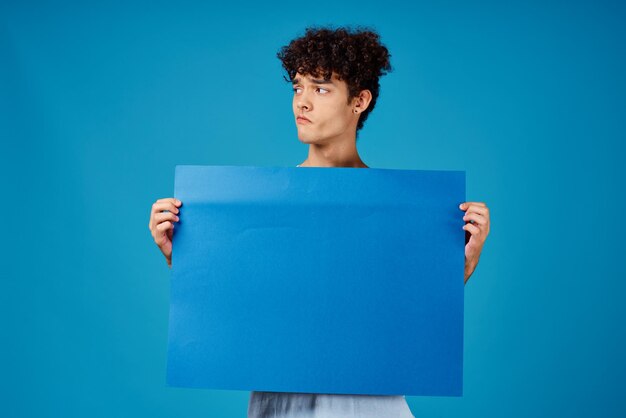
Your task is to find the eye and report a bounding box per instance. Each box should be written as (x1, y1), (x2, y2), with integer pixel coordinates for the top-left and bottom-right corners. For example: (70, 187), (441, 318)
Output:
(317, 87), (329, 94)
(293, 87), (302, 94)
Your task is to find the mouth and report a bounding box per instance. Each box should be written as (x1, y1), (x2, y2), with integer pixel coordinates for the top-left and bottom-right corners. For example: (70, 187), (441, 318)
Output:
(296, 115), (312, 124)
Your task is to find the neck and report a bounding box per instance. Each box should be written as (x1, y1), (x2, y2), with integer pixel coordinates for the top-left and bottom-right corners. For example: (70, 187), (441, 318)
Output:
(300, 135), (368, 168)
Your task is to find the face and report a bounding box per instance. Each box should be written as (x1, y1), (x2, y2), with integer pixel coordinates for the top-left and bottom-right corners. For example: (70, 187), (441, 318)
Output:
(292, 72), (357, 145)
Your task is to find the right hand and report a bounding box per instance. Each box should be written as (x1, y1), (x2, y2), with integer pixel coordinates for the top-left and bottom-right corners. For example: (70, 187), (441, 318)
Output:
(149, 197), (182, 267)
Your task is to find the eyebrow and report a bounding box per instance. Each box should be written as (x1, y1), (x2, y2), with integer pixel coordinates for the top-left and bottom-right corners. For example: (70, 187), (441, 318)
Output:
(292, 77), (334, 85)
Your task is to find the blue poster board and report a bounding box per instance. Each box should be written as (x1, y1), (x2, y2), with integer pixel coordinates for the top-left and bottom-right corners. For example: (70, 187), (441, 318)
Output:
(167, 165), (465, 396)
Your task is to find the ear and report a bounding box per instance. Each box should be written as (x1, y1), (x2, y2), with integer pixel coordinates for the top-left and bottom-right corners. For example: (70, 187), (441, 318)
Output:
(353, 89), (373, 113)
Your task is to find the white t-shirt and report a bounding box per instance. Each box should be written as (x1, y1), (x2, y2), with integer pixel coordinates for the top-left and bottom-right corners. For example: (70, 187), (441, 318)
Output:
(247, 391), (414, 418)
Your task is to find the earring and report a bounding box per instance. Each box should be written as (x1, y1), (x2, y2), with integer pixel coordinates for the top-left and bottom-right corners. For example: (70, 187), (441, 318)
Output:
(353, 109), (358, 114)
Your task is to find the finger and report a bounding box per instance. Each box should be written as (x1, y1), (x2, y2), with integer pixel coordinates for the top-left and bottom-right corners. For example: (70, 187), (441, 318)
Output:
(463, 204), (489, 217)
(152, 201), (180, 215)
(463, 212), (487, 226)
(149, 203), (178, 230)
(153, 212), (180, 225)
(150, 212), (180, 231)
(459, 201), (486, 210)
(157, 220), (173, 230)
(156, 198), (182, 207)
(462, 222), (481, 237)
(153, 201), (180, 212)
(150, 200), (179, 230)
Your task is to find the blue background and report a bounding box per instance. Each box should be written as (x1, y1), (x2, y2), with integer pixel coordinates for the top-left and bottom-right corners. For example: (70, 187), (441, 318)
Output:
(1, 0), (624, 417)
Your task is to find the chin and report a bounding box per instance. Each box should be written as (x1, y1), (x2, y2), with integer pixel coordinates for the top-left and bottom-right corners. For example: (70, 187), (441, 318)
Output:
(297, 130), (320, 144)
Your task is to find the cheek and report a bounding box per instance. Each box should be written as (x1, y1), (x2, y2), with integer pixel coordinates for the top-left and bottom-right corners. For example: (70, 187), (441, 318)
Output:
(329, 103), (352, 128)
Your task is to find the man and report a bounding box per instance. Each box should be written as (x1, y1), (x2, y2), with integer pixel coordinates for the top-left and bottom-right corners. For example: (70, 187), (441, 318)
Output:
(149, 26), (490, 417)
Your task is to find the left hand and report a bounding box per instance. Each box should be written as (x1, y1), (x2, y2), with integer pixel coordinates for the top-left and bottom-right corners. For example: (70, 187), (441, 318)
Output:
(459, 201), (490, 283)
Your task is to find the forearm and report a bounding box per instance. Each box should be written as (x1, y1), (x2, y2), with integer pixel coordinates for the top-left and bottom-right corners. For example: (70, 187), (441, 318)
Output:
(464, 258), (479, 284)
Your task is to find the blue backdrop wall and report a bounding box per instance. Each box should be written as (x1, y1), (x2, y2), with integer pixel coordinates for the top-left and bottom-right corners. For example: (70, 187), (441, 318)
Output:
(1, 1), (625, 417)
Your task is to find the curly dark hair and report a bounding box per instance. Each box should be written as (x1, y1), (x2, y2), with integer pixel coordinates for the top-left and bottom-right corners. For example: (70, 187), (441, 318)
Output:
(277, 26), (392, 132)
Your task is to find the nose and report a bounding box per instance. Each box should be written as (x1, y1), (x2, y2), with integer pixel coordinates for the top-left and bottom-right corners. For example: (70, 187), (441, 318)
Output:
(296, 90), (312, 112)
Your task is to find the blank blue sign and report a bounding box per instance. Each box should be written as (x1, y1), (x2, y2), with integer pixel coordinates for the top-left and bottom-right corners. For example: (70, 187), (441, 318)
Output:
(167, 165), (465, 396)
